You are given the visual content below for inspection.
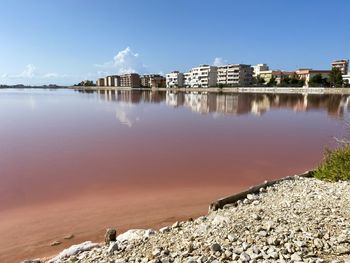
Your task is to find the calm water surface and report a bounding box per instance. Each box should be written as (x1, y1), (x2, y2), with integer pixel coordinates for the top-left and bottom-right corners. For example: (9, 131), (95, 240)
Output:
(0, 88), (349, 261)
(0, 89), (349, 211)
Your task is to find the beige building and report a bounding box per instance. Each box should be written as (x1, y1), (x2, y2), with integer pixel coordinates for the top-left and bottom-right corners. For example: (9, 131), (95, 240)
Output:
(252, 63), (269, 77)
(96, 78), (105, 86)
(120, 73), (141, 88)
(259, 70), (296, 85)
(295, 69), (331, 87)
(141, 74), (166, 88)
(217, 64), (253, 86)
(106, 75), (120, 87)
(332, 59), (349, 74)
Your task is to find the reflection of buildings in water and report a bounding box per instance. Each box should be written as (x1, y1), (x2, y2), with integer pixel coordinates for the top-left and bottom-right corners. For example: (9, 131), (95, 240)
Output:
(184, 92), (209, 114)
(95, 89), (166, 104)
(166, 92), (184, 107)
(215, 94), (239, 114)
(251, 95), (270, 115)
(78, 89), (349, 118)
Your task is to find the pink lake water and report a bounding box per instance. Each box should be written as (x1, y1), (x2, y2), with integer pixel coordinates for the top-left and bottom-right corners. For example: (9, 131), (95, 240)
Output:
(0, 88), (349, 262)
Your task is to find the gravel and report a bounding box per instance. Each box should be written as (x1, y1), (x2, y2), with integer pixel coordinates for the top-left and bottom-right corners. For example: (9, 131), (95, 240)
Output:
(39, 177), (350, 263)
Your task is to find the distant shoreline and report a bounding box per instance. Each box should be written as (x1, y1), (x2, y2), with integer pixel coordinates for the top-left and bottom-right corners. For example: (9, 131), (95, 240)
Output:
(71, 86), (350, 95)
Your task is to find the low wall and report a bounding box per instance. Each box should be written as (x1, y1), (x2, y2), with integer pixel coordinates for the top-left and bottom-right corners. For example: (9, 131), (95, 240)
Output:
(71, 86), (350, 95)
(209, 170), (314, 212)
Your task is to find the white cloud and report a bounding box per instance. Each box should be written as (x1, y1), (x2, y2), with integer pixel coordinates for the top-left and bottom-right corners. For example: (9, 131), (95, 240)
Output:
(213, 57), (227, 67)
(43, 72), (59, 78)
(1, 65), (68, 80)
(95, 47), (147, 74)
(18, 64), (36, 78)
(97, 70), (109, 76)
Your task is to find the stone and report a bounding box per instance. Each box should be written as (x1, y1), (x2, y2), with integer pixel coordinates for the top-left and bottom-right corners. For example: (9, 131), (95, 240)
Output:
(47, 241), (99, 263)
(227, 233), (237, 242)
(172, 221), (180, 228)
(252, 213), (261, 220)
(160, 226), (170, 233)
(210, 243), (221, 252)
(313, 238), (323, 249)
(290, 253), (302, 261)
(107, 241), (119, 254)
(240, 252), (251, 262)
(64, 234), (74, 240)
(50, 241), (61, 246)
(105, 228), (117, 244)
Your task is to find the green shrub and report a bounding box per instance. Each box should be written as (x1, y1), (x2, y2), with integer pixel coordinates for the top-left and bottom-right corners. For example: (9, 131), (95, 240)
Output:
(314, 146), (350, 182)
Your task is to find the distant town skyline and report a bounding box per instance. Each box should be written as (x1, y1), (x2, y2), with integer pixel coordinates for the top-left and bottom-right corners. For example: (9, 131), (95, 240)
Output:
(0, 0), (349, 85)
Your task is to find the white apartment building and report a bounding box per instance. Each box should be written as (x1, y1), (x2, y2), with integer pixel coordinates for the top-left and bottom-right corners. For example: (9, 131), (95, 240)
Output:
(217, 64), (253, 86)
(184, 72), (192, 87)
(186, 65), (217, 88)
(166, 71), (184, 88)
(343, 73), (350, 85)
(252, 63), (269, 77)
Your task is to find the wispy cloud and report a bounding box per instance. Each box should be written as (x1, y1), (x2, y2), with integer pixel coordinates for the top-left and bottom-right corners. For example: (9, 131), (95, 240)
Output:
(95, 47), (147, 74)
(1, 64), (65, 80)
(43, 72), (59, 78)
(18, 64), (36, 78)
(213, 57), (227, 67)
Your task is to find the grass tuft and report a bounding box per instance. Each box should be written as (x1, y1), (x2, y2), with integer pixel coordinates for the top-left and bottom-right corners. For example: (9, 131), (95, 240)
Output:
(314, 146), (350, 182)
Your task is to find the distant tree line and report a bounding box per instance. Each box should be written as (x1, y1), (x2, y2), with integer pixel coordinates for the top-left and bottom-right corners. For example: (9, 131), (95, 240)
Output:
(74, 80), (96, 87)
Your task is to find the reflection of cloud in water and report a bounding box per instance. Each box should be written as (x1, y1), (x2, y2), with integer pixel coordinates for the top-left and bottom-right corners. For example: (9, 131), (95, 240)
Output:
(114, 103), (139, 127)
(28, 96), (37, 110)
(115, 109), (133, 127)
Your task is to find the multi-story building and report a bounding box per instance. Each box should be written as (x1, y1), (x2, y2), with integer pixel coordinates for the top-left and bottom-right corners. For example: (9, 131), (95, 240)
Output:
(140, 75), (149, 87)
(217, 64), (253, 86)
(295, 69), (331, 87)
(187, 65), (217, 88)
(120, 73), (141, 88)
(96, 78), (105, 86)
(252, 64), (269, 77)
(105, 75), (120, 87)
(166, 71), (184, 88)
(141, 74), (166, 88)
(183, 72), (191, 87)
(259, 70), (296, 85)
(332, 59), (349, 74)
(149, 75), (166, 88)
(342, 72), (350, 85)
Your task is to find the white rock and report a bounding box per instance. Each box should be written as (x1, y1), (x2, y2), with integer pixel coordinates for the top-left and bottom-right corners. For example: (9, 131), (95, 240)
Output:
(47, 241), (99, 263)
(117, 229), (148, 243)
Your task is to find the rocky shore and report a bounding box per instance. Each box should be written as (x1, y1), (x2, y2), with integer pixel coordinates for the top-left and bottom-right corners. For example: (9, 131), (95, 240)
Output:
(26, 176), (350, 263)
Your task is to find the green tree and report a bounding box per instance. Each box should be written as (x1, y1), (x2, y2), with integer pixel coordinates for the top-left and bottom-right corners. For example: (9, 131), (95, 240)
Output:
(279, 76), (291, 87)
(289, 76), (304, 87)
(266, 76), (277, 87)
(217, 83), (224, 89)
(329, 67), (343, 87)
(309, 74), (329, 87)
(256, 76), (266, 86)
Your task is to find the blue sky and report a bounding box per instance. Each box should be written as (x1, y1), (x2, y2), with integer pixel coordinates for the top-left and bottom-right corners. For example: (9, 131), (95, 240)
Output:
(0, 0), (349, 85)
